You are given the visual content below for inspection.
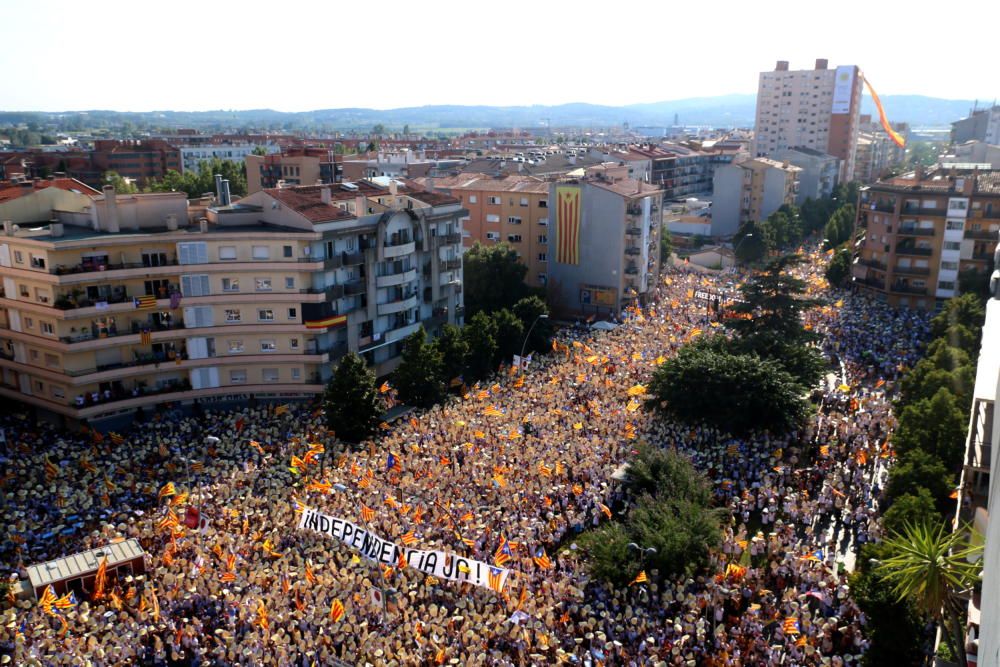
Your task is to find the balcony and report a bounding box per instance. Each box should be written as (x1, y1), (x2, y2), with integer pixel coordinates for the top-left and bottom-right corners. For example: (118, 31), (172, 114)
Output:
(342, 251), (365, 266)
(902, 204), (947, 216)
(893, 265), (931, 276)
(625, 246), (641, 256)
(59, 318), (185, 344)
(855, 277), (886, 290)
(856, 257), (887, 271)
(377, 294), (418, 316)
(53, 290), (133, 310)
(305, 284), (345, 300)
(435, 232), (462, 245)
(965, 229), (998, 240)
(625, 226), (641, 236)
(871, 201), (896, 213)
(895, 246), (933, 257)
(624, 264), (639, 275)
(897, 226), (935, 237)
(64, 350), (190, 378)
(384, 241), (416, 259)
(376, 269), (418, 289)
(444, 258), (462, 271)
(972, 252), (995, 261)
(890, 283), (927, 296)
(358, 321), (422, 351)
(52, 258), (179, 276)
(439, 271), (460, 287)
(344, 280), (366, 296)
(323, 255), (343, 270)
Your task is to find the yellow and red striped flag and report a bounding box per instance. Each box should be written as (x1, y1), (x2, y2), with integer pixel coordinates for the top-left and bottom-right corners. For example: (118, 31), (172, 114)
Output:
(361, 505), (375, 523)
(330, 598), (345, 622)
(44, 457), (59, 482)
(599, 503), (612, 519)
(629, 570), (648, 586)
(401, 531), (418, 546)
(158, 482), (176, 499)
(862, 75), (906, 148)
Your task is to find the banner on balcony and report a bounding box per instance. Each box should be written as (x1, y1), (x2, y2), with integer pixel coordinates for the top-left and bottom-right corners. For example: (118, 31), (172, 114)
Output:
(304, 314), (347, 330)
(556, 186), (582, 265)
(297, 506), (508, 592)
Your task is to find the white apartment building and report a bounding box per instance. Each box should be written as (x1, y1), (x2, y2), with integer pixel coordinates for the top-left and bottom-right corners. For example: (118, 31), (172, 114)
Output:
(179, 143), (280, 174)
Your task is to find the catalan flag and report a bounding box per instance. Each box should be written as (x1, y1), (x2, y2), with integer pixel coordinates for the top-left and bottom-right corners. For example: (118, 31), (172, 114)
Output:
(93, 556), (108, 601)
(625, 399), (641, 413)
(626, 384), (646, 397)
(630, 570), (648, 586)
(140, 328), (152, 345)
(79, 457), (97, 474)
(401, 531), (418, 546)
(274, 404), (289, 416)
(487, 566), (506, 594)
(819, 445), (830, 457)
(329, 598), (345, 622)
(133, 294), (157, 310)
(783, 617), (800, 635)
(494, 540), (514, 567)
(220, 571), (236, 583)
(158, 482), (176, 499)
(538, 462), (553, 477)
(255, 600), (269, 631)
(190, 461), (204, 474)
(725, 563), (747, 580)
(532, 547), (552, 569)
(862, 74), (906, 148)
(53, 590), (77, 611)
(44, 457), (59, 482)
(599, 503), (612, 519)
(361, 505), (375, 523)
(109, 432), (125, 446)
(875, 378), (886, 389)
(38, 585), (57, 611)
(305, 563), (316, 585)
(386, 452), (402, 473)
(483, 405), (504, 417)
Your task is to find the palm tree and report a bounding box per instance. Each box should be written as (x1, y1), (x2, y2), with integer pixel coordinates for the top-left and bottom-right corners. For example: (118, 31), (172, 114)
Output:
(876, 520), (982, 667)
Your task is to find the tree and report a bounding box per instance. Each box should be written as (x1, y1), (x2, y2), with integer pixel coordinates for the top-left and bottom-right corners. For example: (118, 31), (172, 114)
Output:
(733, 220), (767, 263)
(146, 158), (247, 199)
(931, 293), (985, 342)
(647, 338), (810, 436)
(490, 308), (524, 366)
(372, 124), (386, 135)
(512, 295), (551, 356)
(825, 248), (852, 288)
(659, 228), (674, 264)
(623, 446), (711, 504)
(877, 521), (982, 667)
(759, 205), (803, 250)
(893, 387), (969, 469)
(102, 171), (138, 194)
(461, 311), (498, 382)
(433, 324), (469, 385)
(824, 203), (856, 248)
(251, 146), (268, 156)
(392, 328), (446, 408)
(884, 449), (955, 518)
(897, 343), (974, 412)
(958, 267), (992, 299)
(462, 242), (532, 316)
(323, 352), (383, 444)
(882, 488), (940, 537)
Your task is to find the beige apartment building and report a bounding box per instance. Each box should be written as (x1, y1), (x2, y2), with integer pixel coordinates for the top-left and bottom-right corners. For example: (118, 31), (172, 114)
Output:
(0, 175), (465, 425)
(711, 158), (801, 236)
(753, 59), (863, 183)
(417, 174), (552, 288)
(245, 147), (341, 193)
(852, 167), (1000, 309)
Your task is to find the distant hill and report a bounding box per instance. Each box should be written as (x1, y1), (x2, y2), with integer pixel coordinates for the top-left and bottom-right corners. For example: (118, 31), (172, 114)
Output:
(0, 94), (982, 133)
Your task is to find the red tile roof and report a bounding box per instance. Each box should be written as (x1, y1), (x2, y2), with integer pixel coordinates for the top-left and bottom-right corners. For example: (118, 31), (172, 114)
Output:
(0, 177), (100, 204)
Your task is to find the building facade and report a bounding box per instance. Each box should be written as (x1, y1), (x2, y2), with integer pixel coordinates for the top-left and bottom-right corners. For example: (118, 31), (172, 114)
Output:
(0, 179), (464, 425)
(415, 173), (551, 288)
(245, 148), (342, 193)
(851, 168), (1000, 309)
(753, 59), (862, 183)
(772, 147), (839, 203)
(546, 175), (663, 317)
(711, 158), (801, 237)
(178, 142), (279, 174)
(952, 105), (1000, 146)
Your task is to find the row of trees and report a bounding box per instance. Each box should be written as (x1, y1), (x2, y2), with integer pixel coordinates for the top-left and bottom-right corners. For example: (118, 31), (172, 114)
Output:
(648, 256), (823, 436)
(102, 157), (249, 199)
(851, 293), (986, 666)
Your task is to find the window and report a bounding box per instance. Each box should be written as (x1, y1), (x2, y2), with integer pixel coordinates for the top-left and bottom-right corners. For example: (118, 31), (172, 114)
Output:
(538, 235), (548, 244)
(262, 368), (279, 382)
(507, 216), (522, 225)
(229, 369), (247, 384)
(255, 278), (273, 291)
(289, 337), (300, 350)
(40, 322), (54, 335)
(537, 253), (547, 262)
(181, 274), (211, 297)
(13, 250), (23, 263)
(520, 197), (529, 206)
(30, 349), (38, 361)
(938, 281), (956, 290)
(260, 340), (276, 352)
(225, 309), (242, 322)
(468, 195), (477, 204)
(291, 368), (301, 380)
(30, 255), (46, 269)
(178, 242), (208, 264)
(285, 277), (295, 289)
(940, 261), (959, 271)
(283, 245), (293, 258)
(252, 246), (270, 260)
(45, 353), (59, 368)
(24, 317), (33, 329)
(219, 246), (237, 261)
(222, 278), (240, 292)
(19, 284), (29, 297)
(487, 196), (501, 205)
(538, 218), (548, 226)
(486, 214), (500, 223)
(539, 199), (548, 208)
(944, 241), (961, 251)
(258, 309), (274, 321)
(51, 386), (65, 399)
(228, 340), (244, 353)
(287, 307), (297, 319)
(486, 232), (500, 241)
(507, 234), (522, 243)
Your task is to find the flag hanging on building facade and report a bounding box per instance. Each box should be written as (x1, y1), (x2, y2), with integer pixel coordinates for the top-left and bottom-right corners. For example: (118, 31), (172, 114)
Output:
(555, 186), (581, 265)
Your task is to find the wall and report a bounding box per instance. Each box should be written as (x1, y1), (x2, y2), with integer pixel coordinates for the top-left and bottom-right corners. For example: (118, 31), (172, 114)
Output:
(711, 164), (743, 236)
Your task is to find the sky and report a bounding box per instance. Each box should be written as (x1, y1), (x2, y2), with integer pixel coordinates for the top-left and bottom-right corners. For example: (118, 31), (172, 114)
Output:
(3, 0), (998, 112)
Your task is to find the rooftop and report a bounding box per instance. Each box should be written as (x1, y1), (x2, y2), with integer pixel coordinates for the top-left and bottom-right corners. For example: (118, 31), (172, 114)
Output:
(0, 177), (100, 204)
(588, 177), (664, 198)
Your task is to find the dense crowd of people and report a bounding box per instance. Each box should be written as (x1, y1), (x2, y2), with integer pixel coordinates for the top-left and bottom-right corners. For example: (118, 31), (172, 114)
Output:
(0, 247), (931, 665)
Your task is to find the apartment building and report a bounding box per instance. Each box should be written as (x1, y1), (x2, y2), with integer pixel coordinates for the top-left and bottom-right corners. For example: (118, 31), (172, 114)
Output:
(415, 173), (551, 288)
(245, 147), (342, 193)
(546, 174), (663, 317)
(753, 59), (862, 183)
(851, 167), (1000, 310)
(952, 105), (1000, 145)
(711, 158), (801, 236)
(178, 142), (279, 174)
(0, 178), (465, 425)
(772, 147), (839, 203)
(340, 150), (436, 181)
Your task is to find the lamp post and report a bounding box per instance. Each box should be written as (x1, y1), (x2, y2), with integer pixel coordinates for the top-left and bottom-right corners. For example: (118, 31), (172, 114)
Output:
(733, 232), (755, 264)
(520, 313), (549, 359)
(627, 542), (657, 597)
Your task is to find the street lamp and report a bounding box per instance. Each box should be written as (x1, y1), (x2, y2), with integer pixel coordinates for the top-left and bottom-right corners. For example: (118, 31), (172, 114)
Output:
(519, 313), (549, 359)
(733, 232), (755, 263)
(627, 543), (657, 559)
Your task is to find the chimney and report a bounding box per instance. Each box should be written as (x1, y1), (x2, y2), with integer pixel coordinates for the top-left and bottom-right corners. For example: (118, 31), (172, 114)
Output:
(776, 60), (789, 72)
(49, 223), (64, 237)
(815, 58), (828, 70)
(355, 195), (367, 216)
(221, 180), (231, 206)
(214, 174), (223, 203)
(166, 214), (178, 231)
(102, 185), (120, 233)
(320, 186), (331, 204)
(2, 220), (12, 236)
(388, 179), (398, 196)
(199, 218), (209, 233)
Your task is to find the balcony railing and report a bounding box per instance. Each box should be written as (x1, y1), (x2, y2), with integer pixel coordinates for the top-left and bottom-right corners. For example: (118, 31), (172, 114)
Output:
(435, 232), (462, 245)
(855, 277), (886, 290)
(305, 284), (345, 300)
(625, 226), (641, 236)
(964, 229), (997, 240)
(897, 226), (935, 236)
(871, 201), (896, 212)
(856, 257), (887, 270)
(895, 246), (933, 257)
(625, 246), (641, 256)
(64, 350), (190, 377)
(52, 259), (180, 276)
(54, 291), (133, 310)
(342, 251), (365, 266)
(323, 255), (343, 270)
(344, 280), (366, 296)
(902, 204), (946, 216)
(972, 252), (995, 261)
(59, 318), (185, 344)
(70, 378), (193, 408)
(890, 283), (927, 296)
(892, 265), (931, 276)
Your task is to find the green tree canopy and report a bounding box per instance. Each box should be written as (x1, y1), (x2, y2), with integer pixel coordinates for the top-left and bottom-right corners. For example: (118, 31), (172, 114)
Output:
(433, 324), (469, 385)
(931, 292), (985, 342)
(323, 352), (383, 444)
(881, 488), (940, 537)
(461, 311), (498, 382)
(490, 308), (525, 365)
(102, 171), (138, 194)
(825, 248), (853, 288)
(623, 445), (711, 504)
(146, 158), (247, 199)
(733, 220), (768, 263)
(884, 449), (955, 518)
(392, 328), (446, 409)
(647, 337), (810, 436)
(893, 387), (968, 469)
(462, 242), (532, 316)
(512, 296), (551, 356)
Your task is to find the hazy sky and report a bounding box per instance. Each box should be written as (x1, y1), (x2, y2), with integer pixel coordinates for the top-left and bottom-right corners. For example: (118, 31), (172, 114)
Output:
(4, 0), (998, 111)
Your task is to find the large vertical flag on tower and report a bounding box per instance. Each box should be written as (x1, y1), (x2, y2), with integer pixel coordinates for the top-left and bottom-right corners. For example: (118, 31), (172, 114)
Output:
(556, 186), (581, 265)
(862, 75), (906, 149)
